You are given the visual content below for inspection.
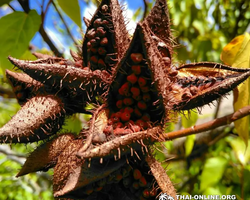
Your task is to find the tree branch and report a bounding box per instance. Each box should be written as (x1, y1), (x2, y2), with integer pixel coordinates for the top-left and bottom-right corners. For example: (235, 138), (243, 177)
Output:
(164, 105), (250, 140)
(52, 1), (78, 46)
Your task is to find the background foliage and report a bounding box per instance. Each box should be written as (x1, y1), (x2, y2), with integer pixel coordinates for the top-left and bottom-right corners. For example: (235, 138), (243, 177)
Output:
(0, 0), (250, 199)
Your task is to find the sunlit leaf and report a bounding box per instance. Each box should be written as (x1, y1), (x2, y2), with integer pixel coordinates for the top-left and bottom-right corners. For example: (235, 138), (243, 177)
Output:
(57, 0), (81, 28)
(0, 10), (41, 71)
(185, 134), (196, 156)
(220, 33), (250, 146)
(200, 157), (227, 191)
(229, 138), (250, 166)
(181, 110), (198, 128)
(220, 34), (244, 65)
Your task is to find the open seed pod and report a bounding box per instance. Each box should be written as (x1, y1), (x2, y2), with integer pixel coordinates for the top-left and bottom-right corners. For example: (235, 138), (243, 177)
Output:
(6, 70), (45, 105)
(102, 22), (172, 138)
(82, 0), (130, 72)
(168, 62), (250, 110)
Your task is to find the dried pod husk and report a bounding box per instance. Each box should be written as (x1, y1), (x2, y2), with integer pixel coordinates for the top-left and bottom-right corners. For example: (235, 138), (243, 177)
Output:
(144, 0), (173, 57)
(169, 62), (250, 110)
(17, 133), (75, 177)
(0, 95), (66, 143)
(8, 56), (111, 102)
(6, 70), (46, 105)
(105, 22), (171, 137)
(82, 0), (130, 72)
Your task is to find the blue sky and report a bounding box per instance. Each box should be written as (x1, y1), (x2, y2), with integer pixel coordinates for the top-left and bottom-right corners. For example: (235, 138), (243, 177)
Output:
(1, 0), (153, 57)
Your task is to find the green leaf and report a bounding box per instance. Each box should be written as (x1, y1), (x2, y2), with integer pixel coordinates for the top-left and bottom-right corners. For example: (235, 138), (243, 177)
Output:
(185, 134), (196, 156)
(57, 0), (81, 28)
(181, 110), (198, 128)
(221, 33), (250, 146)
(0, 10), (41, 71)
(200, 157), (227, 191)
(0, 0), (12, 6)
(229, 138), (250, 166)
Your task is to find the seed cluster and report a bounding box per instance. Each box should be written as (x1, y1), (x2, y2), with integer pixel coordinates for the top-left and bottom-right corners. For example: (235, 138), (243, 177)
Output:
(85, 4), (115, 71)
(81, 162), (158, 199)
(104, 52), (164, 135)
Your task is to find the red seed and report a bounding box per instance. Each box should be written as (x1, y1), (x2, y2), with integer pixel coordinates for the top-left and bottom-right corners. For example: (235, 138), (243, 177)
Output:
(110, 113), (117, 119)
(93, 18), (102, 28)
(112, 116), (120, 123)
(98, 47), (107, 55)
(101, 19), (109, 26)
(135, 119), (145, 128)
(127, 73), (138, 84)
(87, 41), (91, 48)
(131, 87), (140, 96)
(123, 98), (134, 106)
(90, 47), (98, 53)
(132, 182), (140, 189)
(115, 111), (122, 118)
(140, 86), (149, 93)
(133, 169), (142, 180)
(114, 122), (123, 128)
(142, 93), (151, 102)
(94, 186), (103, 191)
(119, 88), (124, 95)
(84, 185), (94, 195)
(98, 59), (106, 68)
(114, 174), (123, 182)
(120, 82), (130, 96)
(137, 101), (147, 110)
(121, 112), (131, 122)
(142, 189), (150, 198)
(116, 100), (123, 108)
(86, 28), (96, 39)
(100, 37), (108, 46)
(150, 189), (157, 197)
(132, 94), (142, 101)
(139, 176), (147, 187)
(105, 125), (113, 134)
(96, 27), (106, 37)
(16, 92), (25, 100)
(138, 77), (147, 87)
(141, 113), (150, 121)
(124, 107), (134, 114)
(130, 53), (143, 64)
(132, 65), (141, 75)
(134, 107), (142, 117)
(90, 55), (98, 64)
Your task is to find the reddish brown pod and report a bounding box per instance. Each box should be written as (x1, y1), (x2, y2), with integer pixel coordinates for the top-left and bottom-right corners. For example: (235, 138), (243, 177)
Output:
(104, 22), (171, 137)
(82, 0), (130, 72)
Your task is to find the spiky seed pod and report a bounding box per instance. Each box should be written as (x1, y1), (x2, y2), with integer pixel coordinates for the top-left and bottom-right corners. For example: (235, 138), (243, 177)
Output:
(8, 56), (111, 105)
(17, 133), (75, 177)
(6, 70), (45, 105)
(0, 95), (65, 143)
(82, 0), (130, 72)
(144, 0), (173, 56)
(170, 62), (250, 110)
